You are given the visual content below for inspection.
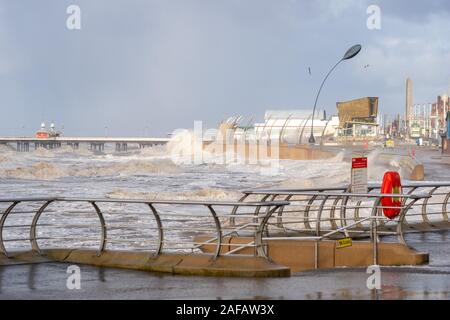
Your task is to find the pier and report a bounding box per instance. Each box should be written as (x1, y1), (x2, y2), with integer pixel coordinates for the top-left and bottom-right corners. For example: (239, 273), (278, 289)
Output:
(0, 136), (170, 152)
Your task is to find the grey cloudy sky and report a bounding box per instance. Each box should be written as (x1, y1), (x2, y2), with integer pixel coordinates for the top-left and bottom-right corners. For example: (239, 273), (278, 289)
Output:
(0, 0), (449, 136)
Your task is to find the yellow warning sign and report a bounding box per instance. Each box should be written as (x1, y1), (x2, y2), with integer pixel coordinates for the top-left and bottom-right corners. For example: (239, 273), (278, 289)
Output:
(385, 139), (395, 148)
(336, 237), (352, 249)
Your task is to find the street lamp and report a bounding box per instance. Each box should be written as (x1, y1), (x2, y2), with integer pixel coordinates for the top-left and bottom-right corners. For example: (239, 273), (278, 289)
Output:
(308, 44), (362, 144)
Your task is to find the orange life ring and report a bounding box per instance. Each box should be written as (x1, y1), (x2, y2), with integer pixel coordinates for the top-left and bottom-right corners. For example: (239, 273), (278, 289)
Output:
(380, 171), (402, 219)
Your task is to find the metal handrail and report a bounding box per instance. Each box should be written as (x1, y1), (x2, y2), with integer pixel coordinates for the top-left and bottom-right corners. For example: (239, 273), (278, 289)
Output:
(242, 182), (450, 194)
(1, 184), (448, 268)
(230, 186), (448, 263)
(257, 196), (424, 268)
(0, 197), (289, 259)
(240, 191), (428, 199)
(239, 183), (450, 234)
(0, 197), (288, 206)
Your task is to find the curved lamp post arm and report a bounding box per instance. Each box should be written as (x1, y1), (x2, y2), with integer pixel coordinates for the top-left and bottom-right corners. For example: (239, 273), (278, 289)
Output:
(309, 59), (343, 144)
(308, 44), (361, 144)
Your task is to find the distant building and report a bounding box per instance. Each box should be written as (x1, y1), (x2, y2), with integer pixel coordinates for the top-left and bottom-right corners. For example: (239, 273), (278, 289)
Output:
(35, 122), (61, 139)
(431, 95), (449, 134)
(253, 109), (339, 144)
(411, 104), (432, 139)
(407, 96), (448, 142)
(336, 97), (379, 138)
(406, 78), (413, 132)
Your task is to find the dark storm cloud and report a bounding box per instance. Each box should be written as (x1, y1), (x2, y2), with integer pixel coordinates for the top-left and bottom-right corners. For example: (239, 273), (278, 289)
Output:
(0, 0), (449, 136)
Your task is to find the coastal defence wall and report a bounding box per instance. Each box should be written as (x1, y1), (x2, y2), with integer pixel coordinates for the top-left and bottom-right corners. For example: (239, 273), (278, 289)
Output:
(194, 236), (429, 273)
(203, 140), (425, 180)
(204, 123), (336, 161)
(0, 238), (428, 277)
(0, 250), (291, 278)
(203, 141), (336, 161)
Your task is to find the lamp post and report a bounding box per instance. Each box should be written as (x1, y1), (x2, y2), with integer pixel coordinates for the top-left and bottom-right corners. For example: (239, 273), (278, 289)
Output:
(308, 44), (362, 144)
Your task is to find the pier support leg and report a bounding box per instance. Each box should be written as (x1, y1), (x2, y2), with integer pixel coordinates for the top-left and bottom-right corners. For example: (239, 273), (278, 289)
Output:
(16, 142), (30, 152)
(90, 143), (104, 152)
(115, 143), (127, 152)
(68, 142), (79, 150)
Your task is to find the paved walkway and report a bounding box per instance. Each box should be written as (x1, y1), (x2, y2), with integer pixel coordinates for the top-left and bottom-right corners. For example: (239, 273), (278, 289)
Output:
(0, 231), (449, 299)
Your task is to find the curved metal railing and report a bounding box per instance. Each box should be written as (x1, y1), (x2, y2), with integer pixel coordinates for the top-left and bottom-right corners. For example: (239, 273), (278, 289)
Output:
(228, 190), (430, 267)
(0, 197), (288, 259)
(236, 191), (426, 237)
(0, 186), (440, 268)
(239, 182), (450, 233)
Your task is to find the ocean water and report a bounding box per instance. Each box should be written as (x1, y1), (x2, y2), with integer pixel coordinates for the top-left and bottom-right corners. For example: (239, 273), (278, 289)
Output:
(0, 138), (351, 252)
(1, 139), (435, 199)
(0, 142), (352, 200)
(1, 139), (450, 299)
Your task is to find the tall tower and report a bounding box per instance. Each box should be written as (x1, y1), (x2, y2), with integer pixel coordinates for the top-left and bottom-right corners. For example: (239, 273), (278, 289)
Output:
(406, 77), (413, 134)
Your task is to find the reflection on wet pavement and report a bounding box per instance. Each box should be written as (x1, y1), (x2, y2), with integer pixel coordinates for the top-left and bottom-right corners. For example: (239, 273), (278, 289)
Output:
(0, 231), (449, 300)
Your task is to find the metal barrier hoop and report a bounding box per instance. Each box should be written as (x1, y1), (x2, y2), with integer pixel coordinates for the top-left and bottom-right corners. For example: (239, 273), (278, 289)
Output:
(0, 201), (20, 257)
(148, 203), (163, 256)
(30, 200), (55, 254)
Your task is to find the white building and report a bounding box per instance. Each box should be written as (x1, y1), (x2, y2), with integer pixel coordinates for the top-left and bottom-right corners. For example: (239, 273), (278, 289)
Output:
(252, 109), (339, 144)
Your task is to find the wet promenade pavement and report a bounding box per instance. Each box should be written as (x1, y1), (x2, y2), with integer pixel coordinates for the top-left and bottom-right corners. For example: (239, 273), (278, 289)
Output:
(0, 231), (449, 300)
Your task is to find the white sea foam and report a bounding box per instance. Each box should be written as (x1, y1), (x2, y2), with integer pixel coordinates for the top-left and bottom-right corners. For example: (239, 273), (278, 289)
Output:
(277, 158), (350, 188)
(74, 159), (180, 177)
(0, 158), (180, 180)
(2, 162), (67, 180)
(0, 139), (434, 198)
(0, 155), (11, 163)
(105, 188), (241, 201)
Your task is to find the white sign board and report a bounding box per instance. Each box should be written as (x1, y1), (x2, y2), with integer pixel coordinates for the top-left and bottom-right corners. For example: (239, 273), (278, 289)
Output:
(351, 157), (368, 198)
